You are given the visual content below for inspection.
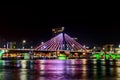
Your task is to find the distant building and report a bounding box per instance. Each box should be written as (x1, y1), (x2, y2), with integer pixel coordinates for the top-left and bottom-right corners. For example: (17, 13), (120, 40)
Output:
(115, 48), (120, 53)
(52, 27), (64, 37)
(0, 38), (7, 48)
(92, 46), (102, 52)
(114, 44), (120, 53)
(103, 44), (114, 53)
(9, 42), (16, 49)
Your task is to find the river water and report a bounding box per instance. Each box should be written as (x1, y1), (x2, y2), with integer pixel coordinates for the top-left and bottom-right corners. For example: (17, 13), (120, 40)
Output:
(0, 59), (120, 80)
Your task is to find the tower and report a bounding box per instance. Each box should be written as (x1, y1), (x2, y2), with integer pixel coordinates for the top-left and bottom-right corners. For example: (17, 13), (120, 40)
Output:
(52, 27), (64, 37)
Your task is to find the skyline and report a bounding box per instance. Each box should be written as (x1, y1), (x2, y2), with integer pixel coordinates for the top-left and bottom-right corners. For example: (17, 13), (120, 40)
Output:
(0, 4), (120, 47)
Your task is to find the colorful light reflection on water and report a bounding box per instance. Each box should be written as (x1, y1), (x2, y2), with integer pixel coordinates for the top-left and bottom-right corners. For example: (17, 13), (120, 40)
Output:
(0, 59), (120, 80)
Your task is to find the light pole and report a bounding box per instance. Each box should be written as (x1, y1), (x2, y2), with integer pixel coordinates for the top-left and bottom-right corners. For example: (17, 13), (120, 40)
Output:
(22, 40), (26, 49)
(3, 44), (6, 48)
(118, 44), (120, 48)
(31, 46), (33, 49)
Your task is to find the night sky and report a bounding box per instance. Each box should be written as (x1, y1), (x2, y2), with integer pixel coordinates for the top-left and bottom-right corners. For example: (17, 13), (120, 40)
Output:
(0, 4), (120, 47)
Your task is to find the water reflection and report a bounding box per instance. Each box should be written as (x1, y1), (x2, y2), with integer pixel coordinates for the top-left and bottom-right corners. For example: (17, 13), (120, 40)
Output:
(0, 59), (120, 80)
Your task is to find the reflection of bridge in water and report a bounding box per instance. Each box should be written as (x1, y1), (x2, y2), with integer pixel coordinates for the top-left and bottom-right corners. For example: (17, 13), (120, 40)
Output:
(0, 33), (91, 59)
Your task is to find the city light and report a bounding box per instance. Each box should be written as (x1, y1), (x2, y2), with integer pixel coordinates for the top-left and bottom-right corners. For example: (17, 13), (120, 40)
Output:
(22, 40), (26, 49)
(119, 44), (120, 48)
(23, 40), (26, 44)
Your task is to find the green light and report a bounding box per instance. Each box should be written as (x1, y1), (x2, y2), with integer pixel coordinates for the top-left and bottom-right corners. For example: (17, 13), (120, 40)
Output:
(13, 45), (16, 49)
(93, 53), (119, 59)
(110, 54), (116, 59)
(24, 53), (29, 59)
(117, 54), (120, 59)
(59, 54), (65, 56)
(0, 50), (4, 60)
(0, 50), (4, 54)
(119, 45), (120, 48)
(93, 53), (101, 59)
(105, 54), (109, 60)
(0, 60), (4, 80)
(58, 53), (67, 60)
(58, 56), (67, 60)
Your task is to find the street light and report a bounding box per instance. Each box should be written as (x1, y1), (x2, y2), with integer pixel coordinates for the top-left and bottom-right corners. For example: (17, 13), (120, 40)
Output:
(118, 44), (120, 48)
(31, 46), (33, 49)
(22, 40), (26, 49)
(3, 44), (6, 48)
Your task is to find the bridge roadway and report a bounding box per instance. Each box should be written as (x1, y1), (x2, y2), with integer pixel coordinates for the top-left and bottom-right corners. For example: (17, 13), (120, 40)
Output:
(5, 49), (90, 53)
(0, 48), (92, 60)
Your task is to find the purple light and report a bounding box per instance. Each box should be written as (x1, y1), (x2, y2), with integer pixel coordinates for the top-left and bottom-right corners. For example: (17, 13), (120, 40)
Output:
(35, 33), (86, 52)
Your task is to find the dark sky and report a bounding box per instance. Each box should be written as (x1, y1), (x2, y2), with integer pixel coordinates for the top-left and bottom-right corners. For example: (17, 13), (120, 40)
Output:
(0, 4), (120, 47)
